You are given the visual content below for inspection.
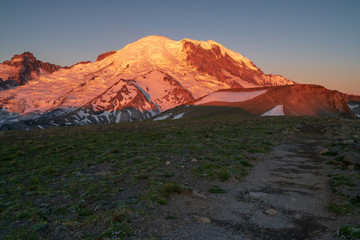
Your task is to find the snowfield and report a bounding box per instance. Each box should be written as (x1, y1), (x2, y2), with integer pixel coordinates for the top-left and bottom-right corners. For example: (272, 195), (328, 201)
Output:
(154, 113), (172, 121)
(172, 113), (184, 119)
(195, 90), (267, 105)
(261, 105), (285, 116)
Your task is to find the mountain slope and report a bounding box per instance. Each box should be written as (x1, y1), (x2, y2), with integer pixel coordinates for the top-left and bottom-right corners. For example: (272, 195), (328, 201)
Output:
(0, 52), (63, 90)
(0, 36), (295, 129)
(151, 84), (360, 121)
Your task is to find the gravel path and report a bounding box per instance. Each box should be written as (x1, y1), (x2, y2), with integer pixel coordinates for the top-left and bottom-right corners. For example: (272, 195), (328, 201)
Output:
(138, 125), (360, 239)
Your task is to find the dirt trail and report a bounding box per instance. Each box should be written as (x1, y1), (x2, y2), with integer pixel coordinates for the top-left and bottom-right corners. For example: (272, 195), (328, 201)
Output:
(139, 125), (359, 239)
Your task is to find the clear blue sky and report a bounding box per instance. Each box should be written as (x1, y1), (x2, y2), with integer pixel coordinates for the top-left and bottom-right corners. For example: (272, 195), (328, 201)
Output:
(1, 0), (359, 94)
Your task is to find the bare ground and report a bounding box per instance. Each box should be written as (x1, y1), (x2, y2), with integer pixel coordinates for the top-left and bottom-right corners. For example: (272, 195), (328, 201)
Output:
(135, 124), (360, 239)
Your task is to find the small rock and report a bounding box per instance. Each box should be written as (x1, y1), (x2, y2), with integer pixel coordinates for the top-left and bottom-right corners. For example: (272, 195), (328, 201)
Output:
(165, 161), (171, 166)
(181, 165), (185, 169)
(348, 165), (355, 170)
(294, 214), (302, 219)
(192, 191), (207, 199)
(193, 215), (211, 223)
(320, 148), (329, 155)
(264, 209), (277, 216)
(191, 158), (198, 162)
(290, 198), (296, 202)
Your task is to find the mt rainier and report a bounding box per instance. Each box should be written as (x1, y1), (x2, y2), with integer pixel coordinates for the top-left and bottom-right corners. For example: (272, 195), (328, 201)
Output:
(1, 35), (357, 130)
(0, 36), (295, 129)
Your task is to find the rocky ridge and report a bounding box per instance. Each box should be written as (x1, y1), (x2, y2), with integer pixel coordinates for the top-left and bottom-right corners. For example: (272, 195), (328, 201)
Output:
(0, 52), (62, 90)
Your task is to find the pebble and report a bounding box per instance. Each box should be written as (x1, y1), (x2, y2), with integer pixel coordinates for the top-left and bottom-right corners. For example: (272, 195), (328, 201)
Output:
(191, 158), (198, 162)
(264, 209), (277, 216)
(319, 148), (329, 155)
(166, 161), (171, 166)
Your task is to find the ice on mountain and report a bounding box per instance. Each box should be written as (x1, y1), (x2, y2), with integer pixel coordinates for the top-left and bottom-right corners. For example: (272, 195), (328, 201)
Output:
(195, 90), (267, 105)
(173, 113), (184, 119)
(348, 103), (359, 110)
(154, 113), (172, 121)
(261, 105), (285, 116)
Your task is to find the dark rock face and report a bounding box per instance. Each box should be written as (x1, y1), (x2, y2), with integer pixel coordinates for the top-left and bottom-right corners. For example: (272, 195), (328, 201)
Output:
(181, 41), (293, 87)
(0, 78), (19, 90)
(182, 41), (248, 87)
(155, 73), (194, 110)
(1, 52), (63, 86)
(96, 51), (117, 62)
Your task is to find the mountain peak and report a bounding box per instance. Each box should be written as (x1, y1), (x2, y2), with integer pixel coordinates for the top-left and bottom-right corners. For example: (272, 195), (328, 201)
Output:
(137, 35), (172, 42)
(10, 52), (36, 62)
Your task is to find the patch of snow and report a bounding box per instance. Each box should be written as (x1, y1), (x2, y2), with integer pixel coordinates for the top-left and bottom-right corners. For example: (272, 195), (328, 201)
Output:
(261, 105), (285, 116)
(129, 81), (151, 101)
(195, 90), (267, 105)
(115, 111), (122, 123)
(153, 113), (172, 121)
(37, 125), (44, 129)
(348, 103), (359, 110)
(172, 113), (184, 120)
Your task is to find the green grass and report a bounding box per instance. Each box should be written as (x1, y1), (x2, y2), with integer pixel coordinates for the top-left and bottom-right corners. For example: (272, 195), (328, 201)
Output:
(208, 186), (227, 194)
(330, 174), (356, 188)
(327, 202), (356, 216)
(0, 117), (324, 239)
(337, 224), (360, 240)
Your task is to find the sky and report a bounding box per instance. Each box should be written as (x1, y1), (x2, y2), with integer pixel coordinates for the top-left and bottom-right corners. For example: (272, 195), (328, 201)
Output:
(0, 0), (359, 95)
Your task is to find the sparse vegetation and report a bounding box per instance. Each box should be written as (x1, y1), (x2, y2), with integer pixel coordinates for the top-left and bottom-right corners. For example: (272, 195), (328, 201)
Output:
(208, 185), (227, 194)
(337, 224), (360, 240)
(327, 202), (355, 216)
(0, 116), (359, 239)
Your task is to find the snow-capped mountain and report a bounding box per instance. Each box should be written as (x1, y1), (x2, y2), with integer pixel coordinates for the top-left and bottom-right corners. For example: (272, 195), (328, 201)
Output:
(0, 36), (296, 129)
(0, 52), (62, 90)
